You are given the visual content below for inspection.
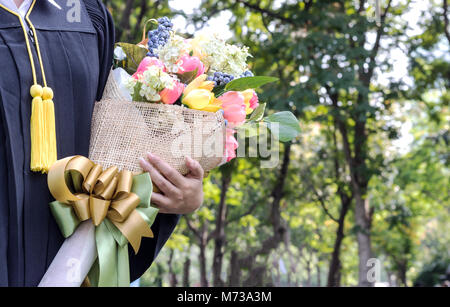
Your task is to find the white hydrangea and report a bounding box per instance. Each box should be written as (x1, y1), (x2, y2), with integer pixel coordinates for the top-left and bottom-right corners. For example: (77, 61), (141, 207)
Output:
(193, 33), (251, 77)
(125, 76), (137, 94)
(157, 34), (190, 74)
(126, 66), (174, 102)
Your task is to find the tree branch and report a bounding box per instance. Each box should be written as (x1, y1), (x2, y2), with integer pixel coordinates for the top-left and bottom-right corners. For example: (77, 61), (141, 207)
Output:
(312, 186), (339, 222)
(444, 0), (450, 45)
(228, 201), (259, 223)
(365, 0), (393, 83)
(184, 215), (201, 239)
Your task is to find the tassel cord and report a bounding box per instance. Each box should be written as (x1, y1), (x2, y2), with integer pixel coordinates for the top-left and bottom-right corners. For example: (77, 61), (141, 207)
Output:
(0, 0), (57, 173)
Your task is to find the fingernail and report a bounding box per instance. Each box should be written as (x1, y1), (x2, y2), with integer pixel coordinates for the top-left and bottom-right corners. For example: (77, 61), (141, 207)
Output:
(147, 152), (154, 159)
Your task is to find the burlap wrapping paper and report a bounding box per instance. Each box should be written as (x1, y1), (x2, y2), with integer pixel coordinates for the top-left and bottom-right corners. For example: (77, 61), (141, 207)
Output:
(89, 70), (226, 175)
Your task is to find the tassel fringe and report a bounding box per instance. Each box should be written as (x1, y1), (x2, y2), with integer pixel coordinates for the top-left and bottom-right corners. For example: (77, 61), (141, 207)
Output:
(30, 87), (57, 173)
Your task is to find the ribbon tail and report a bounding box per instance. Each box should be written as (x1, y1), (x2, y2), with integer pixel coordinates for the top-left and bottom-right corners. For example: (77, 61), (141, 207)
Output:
(95, 221), (118, 287)
(111, 209), (155, 254)
(49, 201), (80, 238)
(117, 244), (130, 287)
(104, 219), (130, 286)
(87, 259), (100, 287)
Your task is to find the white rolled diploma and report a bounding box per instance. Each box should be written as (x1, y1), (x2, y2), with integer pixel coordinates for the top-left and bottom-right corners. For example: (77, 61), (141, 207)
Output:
(39, 221), (97, 287)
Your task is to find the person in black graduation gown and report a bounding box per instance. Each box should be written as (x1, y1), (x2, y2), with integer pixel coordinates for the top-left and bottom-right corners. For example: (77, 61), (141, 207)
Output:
(0, 0), (205, 287)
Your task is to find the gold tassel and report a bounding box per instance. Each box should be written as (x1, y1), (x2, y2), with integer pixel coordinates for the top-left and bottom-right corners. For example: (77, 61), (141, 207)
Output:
(43, 98), (57, 171)
(30, 95), (44, 172)
(30, 85), (57, 173)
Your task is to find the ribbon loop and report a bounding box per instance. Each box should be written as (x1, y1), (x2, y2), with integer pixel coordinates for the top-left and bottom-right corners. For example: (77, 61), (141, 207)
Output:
(94, 166), (118, 195)
(108, 193), (140, 223)
(114, 170), (133, 200)
(83, 164), (102, 194)
(73, 194), (90, 221)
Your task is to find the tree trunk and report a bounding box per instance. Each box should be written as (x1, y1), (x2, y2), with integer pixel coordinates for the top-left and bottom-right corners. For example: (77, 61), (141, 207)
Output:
(327, 193), (351, 286)
(227, 144), (292, 286)
(305, 257), (312, 287)
(212, 168), (232, 287)
(116, 0), (135, 42)
(155, 263), (163, 287)
(355, 193), (373, 286)
(228, 251), (240, 286)
(183, 257), (191, 287)
(133, 0), (149, 40)
(199, 225), (209, 287)
(333, 95), (373, 286)
(244, 265), (266, 287)
(316, 262), (321, 287)
(397, 260), (408, 287)
(168, 249), (178, 287)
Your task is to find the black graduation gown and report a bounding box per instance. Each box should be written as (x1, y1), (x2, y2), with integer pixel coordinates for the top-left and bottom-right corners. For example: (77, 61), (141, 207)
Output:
(0, 0), (179, 286)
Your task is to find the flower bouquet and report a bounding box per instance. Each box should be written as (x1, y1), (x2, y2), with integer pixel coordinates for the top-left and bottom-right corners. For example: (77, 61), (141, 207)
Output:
(40, 17), (300, 287)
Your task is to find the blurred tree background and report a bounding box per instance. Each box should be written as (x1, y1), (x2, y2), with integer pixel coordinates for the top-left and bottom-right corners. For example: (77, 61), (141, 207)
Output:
(105, 0), (449, 286)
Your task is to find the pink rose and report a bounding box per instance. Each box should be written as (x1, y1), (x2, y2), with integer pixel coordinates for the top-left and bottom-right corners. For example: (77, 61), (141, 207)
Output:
(132, 57), (166, 80)
(219, 92), (247, 127)
(177, 55), (205, 78)
(160, 81), (185, 105)
(225, 128), (238, 162)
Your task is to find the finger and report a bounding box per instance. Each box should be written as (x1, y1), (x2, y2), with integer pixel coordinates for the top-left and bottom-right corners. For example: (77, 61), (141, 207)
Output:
(139, 158), (180, 196)
(185, 157), (204, 179)
(147, 153), (185, 187)
(151, 192), (172, 213)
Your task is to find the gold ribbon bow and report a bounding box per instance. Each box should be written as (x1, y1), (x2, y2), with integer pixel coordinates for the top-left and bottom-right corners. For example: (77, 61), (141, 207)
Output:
(48, 156), (154, 253)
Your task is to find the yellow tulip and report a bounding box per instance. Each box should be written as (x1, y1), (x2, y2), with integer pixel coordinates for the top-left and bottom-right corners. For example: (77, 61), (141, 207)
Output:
(183, 89), (215, 110)
(198, 80), (215, 92)
(184, 74), (208, 97)
(202, 98), (223, 113)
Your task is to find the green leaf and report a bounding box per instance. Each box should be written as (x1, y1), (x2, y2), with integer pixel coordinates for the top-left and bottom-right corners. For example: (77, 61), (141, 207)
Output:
(248, 103), (266, 122)
(213, 84), (226, 97)
(263, 111), (301, 142)
(225, 76), (279, 92)
(178, 68), (199, 84)
(115, 42), (148, 74)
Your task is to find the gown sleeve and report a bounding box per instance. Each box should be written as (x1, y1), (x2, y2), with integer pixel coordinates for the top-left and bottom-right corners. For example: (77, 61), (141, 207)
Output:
(0, 111), (9, 284)
(84, 0), (181, 281)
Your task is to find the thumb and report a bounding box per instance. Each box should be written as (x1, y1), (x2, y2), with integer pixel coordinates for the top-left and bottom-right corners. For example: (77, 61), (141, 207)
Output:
(185, 157), (204, 179)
